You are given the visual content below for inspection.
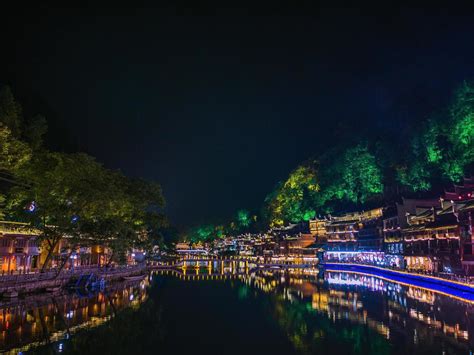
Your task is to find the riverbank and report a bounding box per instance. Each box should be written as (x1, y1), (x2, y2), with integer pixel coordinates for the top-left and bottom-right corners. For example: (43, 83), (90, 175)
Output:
(0, 264), (146, 298)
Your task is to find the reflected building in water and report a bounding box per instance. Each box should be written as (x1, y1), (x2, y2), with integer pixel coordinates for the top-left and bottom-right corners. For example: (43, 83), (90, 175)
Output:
(156, 266), (474, 353)
(3, 265), (474, 354)
(0, 278), (148, 353)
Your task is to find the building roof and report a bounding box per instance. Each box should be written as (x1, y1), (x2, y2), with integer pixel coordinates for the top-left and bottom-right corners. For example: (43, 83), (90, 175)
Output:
(426, 213), (458, 230)
(305, 242), (327, 250)
(327, 219), (359, 226)
(403, 225), (426, 233)
(458, 199), (474, 212)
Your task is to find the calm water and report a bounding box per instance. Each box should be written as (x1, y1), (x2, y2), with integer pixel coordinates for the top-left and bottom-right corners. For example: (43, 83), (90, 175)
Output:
(2, 267), (474, 354)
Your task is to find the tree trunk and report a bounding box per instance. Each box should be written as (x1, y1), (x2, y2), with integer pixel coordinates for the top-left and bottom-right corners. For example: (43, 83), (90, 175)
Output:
(106, 250), (115, 267)
(54, 249), (75, 278)
(40, 235), (61, 273)
(40, 247), (54, 273)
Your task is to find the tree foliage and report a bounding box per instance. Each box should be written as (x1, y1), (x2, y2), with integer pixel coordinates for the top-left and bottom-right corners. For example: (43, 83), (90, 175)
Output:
(0, 86), (23, 137)
(260, 81), (474, 226)
(23, 114), (48, 151)
(0, 86), (167, 270)
(263, 164), (319, 227)
(261, 145), (384, 226)
(188, 224), (221, 244)
(0, 124), (31, 173)
(337, 144), (383, 204)
(237, 209), (251, 228)
(398, 81), (474, 190)
(7, 151), (166, 270)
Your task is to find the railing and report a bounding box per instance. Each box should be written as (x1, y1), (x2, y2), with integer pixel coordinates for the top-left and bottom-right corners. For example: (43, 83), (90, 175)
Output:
(324, 259), (474, 285)
(0, 264), (145, 285)
(148, 256), (319, 269)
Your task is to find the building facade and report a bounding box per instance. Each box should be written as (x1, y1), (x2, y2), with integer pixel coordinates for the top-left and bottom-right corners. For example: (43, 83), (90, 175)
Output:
(0, 221), (40, 272)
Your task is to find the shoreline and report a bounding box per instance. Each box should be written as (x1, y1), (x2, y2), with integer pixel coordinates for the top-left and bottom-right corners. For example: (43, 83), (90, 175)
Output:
(0, 265), (146, 298)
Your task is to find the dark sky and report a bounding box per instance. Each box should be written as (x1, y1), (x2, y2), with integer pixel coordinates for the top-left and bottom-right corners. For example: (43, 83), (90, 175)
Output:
(1, 3), (474, 226)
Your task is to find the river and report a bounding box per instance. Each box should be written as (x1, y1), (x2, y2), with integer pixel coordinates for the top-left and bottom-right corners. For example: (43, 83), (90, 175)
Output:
(2, 266), (474, 354)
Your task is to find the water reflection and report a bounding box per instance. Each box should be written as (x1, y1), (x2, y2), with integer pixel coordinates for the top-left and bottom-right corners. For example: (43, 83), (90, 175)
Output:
(324, 272), (471, 344)
(151, 268), (474, 354)
(0, 278), (148, 353)
(2, 267), (474, 354)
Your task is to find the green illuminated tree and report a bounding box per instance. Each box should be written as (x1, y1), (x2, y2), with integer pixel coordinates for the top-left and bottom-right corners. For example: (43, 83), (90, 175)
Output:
(398, 81), (474, 190)
(187, 223), (230, 244)
(237, 209), (251, 228)
(396, 132), (434, 192)
(8, 151), (165, 271)
(263, 164), (319, 226)
(320, 144), (383, 206)
(340, 144), (383, 203)
(445, 80), (474, 180)
(189, 225), (214, 243)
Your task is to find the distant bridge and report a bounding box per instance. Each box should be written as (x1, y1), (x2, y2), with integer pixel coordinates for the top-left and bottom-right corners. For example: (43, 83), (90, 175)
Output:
(148, 256), (318, 273)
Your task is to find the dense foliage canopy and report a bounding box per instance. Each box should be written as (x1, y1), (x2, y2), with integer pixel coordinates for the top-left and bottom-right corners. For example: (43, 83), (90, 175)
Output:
(0, 85), (166, 269)
(185, 81), (474, 242)
(261, 81), (474, 227)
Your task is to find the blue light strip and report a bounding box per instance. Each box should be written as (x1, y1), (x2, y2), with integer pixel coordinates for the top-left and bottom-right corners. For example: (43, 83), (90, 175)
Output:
(325, 263), (474, 303)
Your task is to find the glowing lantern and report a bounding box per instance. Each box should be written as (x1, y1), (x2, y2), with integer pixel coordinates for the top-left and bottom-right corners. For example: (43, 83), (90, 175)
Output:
(26, 201), (37, 213)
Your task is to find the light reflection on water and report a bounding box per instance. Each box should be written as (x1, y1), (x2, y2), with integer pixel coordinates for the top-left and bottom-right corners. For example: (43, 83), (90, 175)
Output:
(1, 266), (474, 354)
(153, 267), (474, 354)
(0, 278), (148, 354)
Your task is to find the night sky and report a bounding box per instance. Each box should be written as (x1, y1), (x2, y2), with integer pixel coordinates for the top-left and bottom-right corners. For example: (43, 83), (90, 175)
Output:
(1, 3), (474, 226)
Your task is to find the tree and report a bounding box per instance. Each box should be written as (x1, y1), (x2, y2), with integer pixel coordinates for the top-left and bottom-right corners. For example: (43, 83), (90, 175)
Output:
(338, 144), (383, 204)
(0, 85), (23, 137)
(189, 225), (214, 243)
(0, 85), (167, 270)
(397, 81), (474, 190)
(0, 86), (48, 151)
(7, 151), (154, 271)
(237, 209), (251, 228)
(263, 164), (320, 226)
(187, 223), (228, 244)
(155, 226), (180, 248)
(118, 177), (166, 259)
(0, 124), (31, 218)
(23, 114), (48, 151)
(445, 80), (474, 180)
(304, 145), (384, 213)
(0, 123), (31, 173)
